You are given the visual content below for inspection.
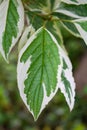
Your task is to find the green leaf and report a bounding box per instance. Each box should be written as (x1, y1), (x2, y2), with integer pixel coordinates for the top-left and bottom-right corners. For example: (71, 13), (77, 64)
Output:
(59, 48), (75, 110)
(17, 27), (62, 120)
(0, 0), (24, 61)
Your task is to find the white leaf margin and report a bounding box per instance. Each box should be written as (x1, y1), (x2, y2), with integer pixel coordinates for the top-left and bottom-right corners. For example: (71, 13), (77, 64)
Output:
(59, 47), (75, 111)
(55, 3), (87, 46)
(55, 1), (87, 19)
(60, 21), (81, 38)
(0, 0), (24, 61)
(55, 9), (85, 19)
(74, 21), (87, 45)
(18, 25), (35, 52)
(61, 0), (87, 5)
(17, 27), (63, 120)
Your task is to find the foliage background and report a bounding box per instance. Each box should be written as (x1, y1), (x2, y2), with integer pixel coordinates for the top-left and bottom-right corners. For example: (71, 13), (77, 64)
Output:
(0, 25), (87, 130)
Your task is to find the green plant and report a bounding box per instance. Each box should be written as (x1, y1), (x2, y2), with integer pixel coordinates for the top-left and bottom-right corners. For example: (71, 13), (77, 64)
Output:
(0, 0), (87, 120)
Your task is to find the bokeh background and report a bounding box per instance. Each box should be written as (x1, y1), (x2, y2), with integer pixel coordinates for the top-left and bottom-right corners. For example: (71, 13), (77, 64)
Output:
(0, 26), (87, 130)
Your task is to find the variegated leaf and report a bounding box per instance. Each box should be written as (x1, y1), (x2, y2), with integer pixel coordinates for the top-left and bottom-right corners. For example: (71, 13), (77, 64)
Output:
(0, 0), (24, 61)
(46, 21), (63, 46)
(61, 0), (87, 5)
(26, 0), (60, 14)
(61, 21), (81, 37)
(17, 27), (62, 120)
(53, 12), (81, 37)
(53, 2), (87, 45)
(26, 11), (44, 30)
(18, 25), (35, 52)
(56, 3), (87, 19)
(59, 48), (75, 110)
(26, 0), (61, 32)
(74, 20), (87, 44)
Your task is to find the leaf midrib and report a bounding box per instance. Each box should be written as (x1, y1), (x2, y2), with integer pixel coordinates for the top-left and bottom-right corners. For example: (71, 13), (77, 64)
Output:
(40, 29), (45, 92)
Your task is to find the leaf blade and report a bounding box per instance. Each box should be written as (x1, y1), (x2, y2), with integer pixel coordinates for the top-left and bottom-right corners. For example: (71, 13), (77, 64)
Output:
(74, 20), (87, 45)
(17, 27), (62, 120)
(0, 0), (24, 61)
(59, 48), (75, 110)
(53, 2), (87, 45)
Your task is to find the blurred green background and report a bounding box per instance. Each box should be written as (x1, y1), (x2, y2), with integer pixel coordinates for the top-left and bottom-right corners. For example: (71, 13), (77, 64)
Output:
(0, 27), (87, 130)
